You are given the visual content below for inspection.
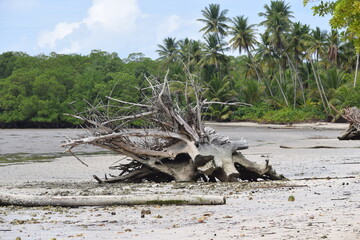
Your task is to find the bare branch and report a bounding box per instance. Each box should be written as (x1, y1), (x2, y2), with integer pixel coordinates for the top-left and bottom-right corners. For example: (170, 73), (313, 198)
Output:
(67, 150), (89, 167)
(106, 96), (151, 108)
(61, 130), (192, 148)
(63, 113), (112, 133)
(203, 100), (253, 107)
(102, 110), (157, 125)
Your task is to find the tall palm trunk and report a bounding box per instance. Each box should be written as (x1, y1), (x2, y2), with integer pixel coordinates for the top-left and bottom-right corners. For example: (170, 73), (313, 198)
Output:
(309, 59), (330, 114)
(274, 74), (289, 106)
(246, 48), (261, 83)
(354, 53), (359, 87)
(216, 33), (226, 56)
(246, 47), (274, 98)
(286, 54), (306, 107)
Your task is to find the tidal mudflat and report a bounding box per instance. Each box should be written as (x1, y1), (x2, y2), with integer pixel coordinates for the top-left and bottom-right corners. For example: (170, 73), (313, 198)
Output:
(0, 123), (359, 240)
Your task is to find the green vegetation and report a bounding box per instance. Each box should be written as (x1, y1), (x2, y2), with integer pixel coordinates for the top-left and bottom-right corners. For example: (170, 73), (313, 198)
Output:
(1, 1), (359, 127)
(0, 51), (161, 127)
(233, 104), (326, 123)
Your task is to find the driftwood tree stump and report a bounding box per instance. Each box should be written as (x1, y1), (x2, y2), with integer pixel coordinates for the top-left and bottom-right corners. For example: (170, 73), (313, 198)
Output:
(62, 72), (285, 183)
(338, 107), (360, 140)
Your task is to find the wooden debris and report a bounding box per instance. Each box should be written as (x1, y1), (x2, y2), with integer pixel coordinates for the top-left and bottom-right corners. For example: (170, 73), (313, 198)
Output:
(0, 192), (226, 206)
(61, 71), (285, 183)
(338, 107), (360, 140)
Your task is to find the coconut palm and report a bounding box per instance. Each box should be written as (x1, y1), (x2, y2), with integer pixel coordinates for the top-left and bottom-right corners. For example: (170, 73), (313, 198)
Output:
(308, 27), (327, 62)
(258, 0), (293, 53)
(203, 75), (238, 121)
(228, 15), (258, 57)
(228, 15), (264, 84)
(288, 22), (311, 65)
(326, 30), (342, 67)
(287, 22), (311, 106)
(240, 79), (265, 105)
(240, 55), (258, 80)
(178, 38), (203, 71)
(255, 32), (290, 104)
(197, 4), (229, 54)
(322, 68), (346, 91)
(199, 34), (229, 70)
(156, 37), (179, 63)
(255, 32), (277, 68)
(258, 0), (293, 102)
(197, 3), (229, 36)
(337, 41), (356, 71)
(253, 32), (276, 97)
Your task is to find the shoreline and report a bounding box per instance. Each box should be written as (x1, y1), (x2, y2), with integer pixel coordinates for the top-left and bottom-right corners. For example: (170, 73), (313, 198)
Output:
(0, 121), (350, 130)
(206, 121), (349, 130)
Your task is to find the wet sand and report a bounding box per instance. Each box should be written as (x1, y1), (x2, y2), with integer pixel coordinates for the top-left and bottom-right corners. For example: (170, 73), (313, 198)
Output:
(0, 123), (359, 240)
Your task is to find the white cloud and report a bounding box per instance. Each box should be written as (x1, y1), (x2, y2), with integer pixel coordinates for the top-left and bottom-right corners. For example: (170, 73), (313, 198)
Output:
(38, 22), (81, 48)
(85, 0), (140, 33)
(37, 0), (141, 52)
(156, 14), (182, 41)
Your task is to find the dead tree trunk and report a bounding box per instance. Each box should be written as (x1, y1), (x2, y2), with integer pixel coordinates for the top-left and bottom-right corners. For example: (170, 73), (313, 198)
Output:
(62, 71), (285, 183)
(338, 107), (360, 140)
(0, 192), (225, 206)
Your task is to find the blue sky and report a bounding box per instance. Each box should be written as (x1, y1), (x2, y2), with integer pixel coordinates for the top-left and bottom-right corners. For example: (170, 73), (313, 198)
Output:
(0, 0), (331, 59)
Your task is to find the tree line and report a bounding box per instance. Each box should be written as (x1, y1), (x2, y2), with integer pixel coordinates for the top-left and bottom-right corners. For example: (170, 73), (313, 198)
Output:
(0, 0), (359, 127)
(0, 51), (160, 127)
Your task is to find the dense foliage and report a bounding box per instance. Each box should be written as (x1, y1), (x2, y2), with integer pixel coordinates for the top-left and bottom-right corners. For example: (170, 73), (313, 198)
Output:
(0, 51), (161, 127)
(0, 1), (359, 127)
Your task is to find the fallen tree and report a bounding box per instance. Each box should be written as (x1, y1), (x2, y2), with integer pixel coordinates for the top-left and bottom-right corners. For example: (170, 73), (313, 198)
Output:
(338, 107), (360, 140)
(0, 192), (225, 206)
(62, 71), (285, 183)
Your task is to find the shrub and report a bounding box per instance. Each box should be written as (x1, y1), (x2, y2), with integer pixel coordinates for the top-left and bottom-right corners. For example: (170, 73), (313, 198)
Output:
(232, 104), (326, 123)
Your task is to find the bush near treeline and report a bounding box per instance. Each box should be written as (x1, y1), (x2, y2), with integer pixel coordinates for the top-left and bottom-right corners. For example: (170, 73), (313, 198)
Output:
(1, 1), (360, 127)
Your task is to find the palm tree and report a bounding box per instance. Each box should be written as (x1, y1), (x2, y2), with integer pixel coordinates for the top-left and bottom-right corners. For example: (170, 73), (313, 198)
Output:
(228, 15), (265, 85)
(258, 0), (293, 103)
(355, 53), (359, 87)
(288, 22), (311, 65)
(197, 4), (229, 54)
(255, 32), (286, 103)
(308, 27), (327, 62)
(255, 32), (276, 68)
(288, 22), (311, 106)
(326, 30), (341, 67)
(199, 34), (229, 70)
(203, 75), (237, 121)
(240, 80), (265, 105)
(240, 55), (258, 80)
(228, 15), (258, 57)
(156, 37), (179, 63)
(178, 38), (203, 71)
(258, 0), (293, 54)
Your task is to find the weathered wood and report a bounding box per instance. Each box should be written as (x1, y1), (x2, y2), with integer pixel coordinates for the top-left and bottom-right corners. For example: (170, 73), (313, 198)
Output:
(338, 107), (360, 140)
(62, 72), (285, 183)
(0, 192), (226, 206)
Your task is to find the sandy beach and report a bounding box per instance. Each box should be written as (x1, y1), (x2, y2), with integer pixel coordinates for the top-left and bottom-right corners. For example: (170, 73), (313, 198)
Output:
(0, 122), (359, 240)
